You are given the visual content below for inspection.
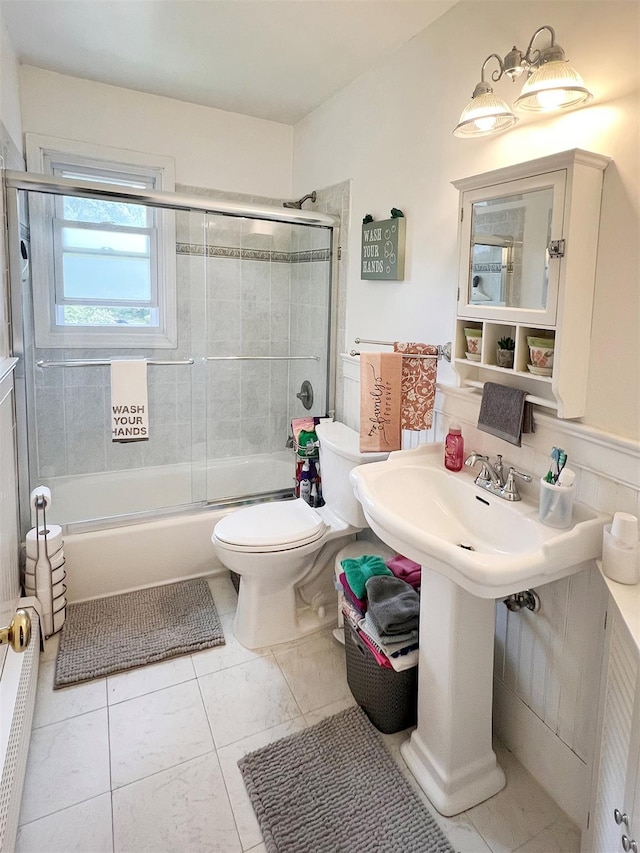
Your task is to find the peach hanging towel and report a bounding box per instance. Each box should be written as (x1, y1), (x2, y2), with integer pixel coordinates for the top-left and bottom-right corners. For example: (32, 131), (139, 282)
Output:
(393, 342), (439, 431)
(359, 352), (402, 452)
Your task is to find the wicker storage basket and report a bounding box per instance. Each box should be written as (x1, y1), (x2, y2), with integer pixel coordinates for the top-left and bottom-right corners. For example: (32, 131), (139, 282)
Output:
(344, 620), (418, 734)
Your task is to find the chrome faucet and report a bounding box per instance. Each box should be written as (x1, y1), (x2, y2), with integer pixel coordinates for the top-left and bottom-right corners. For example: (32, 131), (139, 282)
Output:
(464, 452), (531, 501)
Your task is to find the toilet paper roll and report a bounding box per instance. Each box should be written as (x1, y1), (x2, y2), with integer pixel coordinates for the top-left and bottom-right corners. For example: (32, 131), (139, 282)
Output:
(30, 485), (52, 512)
(602, 525), (640, 585)
(25, 525), (63, 559)
(26, 548), (65, 571)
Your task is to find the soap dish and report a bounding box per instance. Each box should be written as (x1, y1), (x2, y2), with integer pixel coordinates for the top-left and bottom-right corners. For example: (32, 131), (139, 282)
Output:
(465, 352), (481, 362)
(527, 364), (552, 376)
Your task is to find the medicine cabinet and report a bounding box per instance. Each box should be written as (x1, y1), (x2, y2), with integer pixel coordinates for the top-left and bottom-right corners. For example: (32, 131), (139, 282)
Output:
(452, 149), (610, 419)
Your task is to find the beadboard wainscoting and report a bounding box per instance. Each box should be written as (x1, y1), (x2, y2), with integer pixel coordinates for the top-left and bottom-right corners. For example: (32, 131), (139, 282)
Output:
(339, 353), (640, 825)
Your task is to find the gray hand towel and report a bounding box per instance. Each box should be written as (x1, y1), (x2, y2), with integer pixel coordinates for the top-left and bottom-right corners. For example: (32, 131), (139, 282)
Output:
(477, 382), (534, 447)
(366, 575), (420, 636)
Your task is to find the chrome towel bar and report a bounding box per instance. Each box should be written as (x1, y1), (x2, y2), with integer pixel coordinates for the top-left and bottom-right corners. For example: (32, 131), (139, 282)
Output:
(204, 355), (319, 361)
(36, 359), (195, 368)
(352, 339), (452, 362)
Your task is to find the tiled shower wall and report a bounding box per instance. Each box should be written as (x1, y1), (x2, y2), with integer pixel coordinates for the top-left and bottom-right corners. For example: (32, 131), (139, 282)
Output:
(27, 185), (334, 483)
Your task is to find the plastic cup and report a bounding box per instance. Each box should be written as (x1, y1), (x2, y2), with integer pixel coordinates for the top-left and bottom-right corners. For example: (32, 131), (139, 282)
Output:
(539, 477), (574, 529)
(611, 512), (639, 547)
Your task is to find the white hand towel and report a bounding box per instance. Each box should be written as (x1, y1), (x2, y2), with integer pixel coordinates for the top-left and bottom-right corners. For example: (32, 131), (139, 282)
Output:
(111, 360), (150, 442)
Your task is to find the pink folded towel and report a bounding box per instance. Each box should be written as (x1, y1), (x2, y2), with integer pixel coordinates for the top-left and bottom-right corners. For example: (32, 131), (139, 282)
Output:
(386, 554), (422, 588)
(339, 572), (367, 613)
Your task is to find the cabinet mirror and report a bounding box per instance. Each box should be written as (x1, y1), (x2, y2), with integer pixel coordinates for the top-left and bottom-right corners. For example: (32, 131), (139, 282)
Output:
(469, 187), (553, 310)
(456, 170), (566, 325)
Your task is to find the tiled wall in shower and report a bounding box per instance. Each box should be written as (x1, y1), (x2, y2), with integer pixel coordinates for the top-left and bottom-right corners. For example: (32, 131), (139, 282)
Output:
(29, 184), (338, 480)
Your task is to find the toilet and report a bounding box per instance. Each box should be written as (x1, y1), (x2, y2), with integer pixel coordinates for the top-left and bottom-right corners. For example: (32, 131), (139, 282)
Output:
(211, 421), (389, 649)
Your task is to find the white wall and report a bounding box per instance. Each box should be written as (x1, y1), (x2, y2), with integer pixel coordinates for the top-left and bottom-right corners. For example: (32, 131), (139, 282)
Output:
(293, 0), (640, 441)
(18, 66), (294, 198)
(0, 16), (22, 158)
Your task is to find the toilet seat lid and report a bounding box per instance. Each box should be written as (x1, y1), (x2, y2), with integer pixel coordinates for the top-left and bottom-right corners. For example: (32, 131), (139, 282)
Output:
(214, 499), (326, 549)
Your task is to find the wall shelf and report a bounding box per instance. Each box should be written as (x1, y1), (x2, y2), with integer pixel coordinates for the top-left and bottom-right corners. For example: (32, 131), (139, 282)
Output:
(452, 149), (610, 419)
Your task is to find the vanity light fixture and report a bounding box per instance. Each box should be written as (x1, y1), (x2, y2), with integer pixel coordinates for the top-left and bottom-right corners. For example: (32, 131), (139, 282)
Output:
(453, 25), (593, 138)
(453, 54), (518, 138)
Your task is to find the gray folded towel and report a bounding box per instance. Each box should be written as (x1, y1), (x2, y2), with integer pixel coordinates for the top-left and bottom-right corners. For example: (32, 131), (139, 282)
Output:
(477, 382), (534, 447)
(365, 575), (420, 636)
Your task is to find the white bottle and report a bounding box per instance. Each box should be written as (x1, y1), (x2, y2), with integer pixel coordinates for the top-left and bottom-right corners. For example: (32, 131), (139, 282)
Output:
(299, 460), (311, 504)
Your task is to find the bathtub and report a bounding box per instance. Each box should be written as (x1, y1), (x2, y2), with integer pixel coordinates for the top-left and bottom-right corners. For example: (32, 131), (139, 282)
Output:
(46, 452), (295, 602)
(42, 451), (294, 526)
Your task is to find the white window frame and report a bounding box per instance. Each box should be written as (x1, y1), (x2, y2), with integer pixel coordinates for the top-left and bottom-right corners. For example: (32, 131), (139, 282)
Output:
(26, 134), (177, 348)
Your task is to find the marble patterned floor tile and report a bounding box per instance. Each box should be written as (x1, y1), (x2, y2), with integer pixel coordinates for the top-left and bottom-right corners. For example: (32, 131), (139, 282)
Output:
(112, 752), (241, 853)
(15, 792), (113, 853)
(513, 817), (581, 852)
(198, 654), (301, 747)
(32, 659), (106, 728)
(272, 627), (352, 714)
(246, 844), (267, 853)
(191, 611), (270, 678)
(109, 679), (214, 788)
(217, 718), (308, 851)
(207, 572), (239, 614)
(107, 653), (196, 705)
(303, 693), (356, 726)
(466, 742), (566, 853)
(19, 708), (110, 824)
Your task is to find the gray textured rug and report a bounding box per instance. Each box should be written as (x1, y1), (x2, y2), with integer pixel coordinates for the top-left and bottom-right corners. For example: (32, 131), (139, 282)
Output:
(54, 578), (224, 687)
(238, 706), (454, 853)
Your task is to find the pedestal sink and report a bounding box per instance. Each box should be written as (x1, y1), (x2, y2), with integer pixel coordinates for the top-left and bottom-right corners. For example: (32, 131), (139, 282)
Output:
(350, 443), (608, 816)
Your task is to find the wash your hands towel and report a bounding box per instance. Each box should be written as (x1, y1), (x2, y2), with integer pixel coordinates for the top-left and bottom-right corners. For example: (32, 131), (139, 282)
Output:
(340, 555), (392, 601)
(366, 575), (420, 636)
(111, 360), (149, 443)
(393, 342), (439, 431)
(359, 351), (402, 452)
(477, 382), (534, 447)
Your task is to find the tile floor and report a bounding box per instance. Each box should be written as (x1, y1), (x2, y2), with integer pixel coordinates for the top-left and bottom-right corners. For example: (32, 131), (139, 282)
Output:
(16, 573), (581, 853)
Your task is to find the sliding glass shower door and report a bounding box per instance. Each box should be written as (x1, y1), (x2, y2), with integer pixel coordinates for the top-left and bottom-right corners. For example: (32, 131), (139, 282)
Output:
(7, 177), (336, 531)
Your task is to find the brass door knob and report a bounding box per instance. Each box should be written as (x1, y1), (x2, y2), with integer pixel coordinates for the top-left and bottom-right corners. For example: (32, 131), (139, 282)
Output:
(0, 609), (32, 653)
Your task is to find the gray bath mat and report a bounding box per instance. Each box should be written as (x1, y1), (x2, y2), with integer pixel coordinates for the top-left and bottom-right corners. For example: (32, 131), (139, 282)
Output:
(54, 578), (224, 687)
(238, 706), (454, 853)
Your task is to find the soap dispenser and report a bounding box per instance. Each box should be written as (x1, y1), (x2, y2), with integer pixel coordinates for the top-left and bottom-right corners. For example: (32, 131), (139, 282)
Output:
(444, 423), (464, 472)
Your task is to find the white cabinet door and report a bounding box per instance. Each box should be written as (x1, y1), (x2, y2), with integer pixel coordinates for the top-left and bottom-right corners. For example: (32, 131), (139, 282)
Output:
(590, 610), (639, 853)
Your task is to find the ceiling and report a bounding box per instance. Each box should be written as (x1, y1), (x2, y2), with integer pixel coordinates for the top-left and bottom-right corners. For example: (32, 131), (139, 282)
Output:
(1, 0), (457, 125)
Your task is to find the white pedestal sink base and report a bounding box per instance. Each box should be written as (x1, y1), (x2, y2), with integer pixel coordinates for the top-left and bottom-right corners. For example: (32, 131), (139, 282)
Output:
(401, 567), (506, 816)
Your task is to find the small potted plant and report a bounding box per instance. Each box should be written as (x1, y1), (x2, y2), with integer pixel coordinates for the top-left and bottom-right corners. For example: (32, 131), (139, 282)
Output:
(496, 336), (515, 368)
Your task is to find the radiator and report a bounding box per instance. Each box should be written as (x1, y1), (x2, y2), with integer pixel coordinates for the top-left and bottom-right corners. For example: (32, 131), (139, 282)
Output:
(0, 606), (40, 853)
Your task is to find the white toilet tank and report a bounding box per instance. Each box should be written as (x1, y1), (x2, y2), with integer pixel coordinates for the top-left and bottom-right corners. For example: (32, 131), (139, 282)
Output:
(316, 421), (389, 528)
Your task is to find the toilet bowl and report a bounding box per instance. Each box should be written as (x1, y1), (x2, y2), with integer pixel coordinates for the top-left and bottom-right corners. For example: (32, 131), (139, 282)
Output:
(211, 421), (388, 649)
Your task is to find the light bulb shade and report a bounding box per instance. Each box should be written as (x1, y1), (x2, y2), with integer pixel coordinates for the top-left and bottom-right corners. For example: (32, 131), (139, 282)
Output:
(453, 90), (518, 137)
(514, 60), (593, 111)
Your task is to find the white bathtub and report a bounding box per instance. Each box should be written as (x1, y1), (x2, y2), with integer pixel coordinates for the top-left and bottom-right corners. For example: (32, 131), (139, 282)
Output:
(63, 506), (234, 602)
(42, 451), (294, 526)
(45, 452), (294, 602)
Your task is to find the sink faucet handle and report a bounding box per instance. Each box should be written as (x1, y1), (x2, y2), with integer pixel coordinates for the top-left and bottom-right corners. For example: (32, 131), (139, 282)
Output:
(502, 467), (533, 501)
(508, 467), (532, 483)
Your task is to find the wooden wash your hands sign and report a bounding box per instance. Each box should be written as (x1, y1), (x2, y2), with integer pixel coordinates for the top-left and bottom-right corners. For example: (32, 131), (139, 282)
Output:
(361, 210), (406, 281)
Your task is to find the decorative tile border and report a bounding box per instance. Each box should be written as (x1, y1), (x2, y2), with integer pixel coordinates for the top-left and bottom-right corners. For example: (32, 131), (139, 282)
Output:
(472, 263), (503, 273)
(175, 243), (330, 264)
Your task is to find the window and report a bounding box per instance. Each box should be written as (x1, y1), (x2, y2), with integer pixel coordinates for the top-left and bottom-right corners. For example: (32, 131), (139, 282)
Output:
(26, 135), (176, 348)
